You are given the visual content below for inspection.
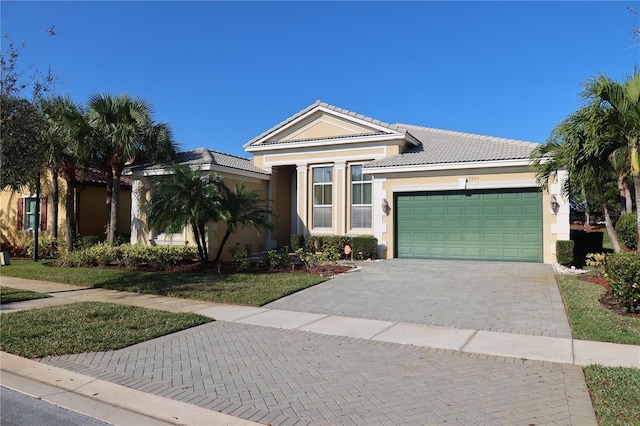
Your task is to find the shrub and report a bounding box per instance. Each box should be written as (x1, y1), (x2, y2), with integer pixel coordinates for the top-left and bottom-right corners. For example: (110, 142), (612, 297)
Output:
(26, 237), (61, 259)
(290, 234), (304, 252)
(352, 236), (378, 260)
(605, 252), (640, 313)
(586, 252), (607, 277)
(74, 235), (101, 251)
(57, 244), (197, 270)
(266, 248), (291, 270)
(556, 240), (574, 266)
(615, 213), (637, 250)
(306, 235), (351, 256)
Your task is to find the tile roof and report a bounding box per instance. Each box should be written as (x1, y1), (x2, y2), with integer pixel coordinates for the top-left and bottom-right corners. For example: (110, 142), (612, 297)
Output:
(243, 100), (400, 148)
(77, 167), (132, 187)
(365, 124), (538, 168)
(130, 148), (270, 176)
(244, 100), (538, 167)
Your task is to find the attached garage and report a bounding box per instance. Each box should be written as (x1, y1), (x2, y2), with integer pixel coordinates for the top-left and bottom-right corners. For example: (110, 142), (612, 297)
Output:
(395, 188), (543, 262)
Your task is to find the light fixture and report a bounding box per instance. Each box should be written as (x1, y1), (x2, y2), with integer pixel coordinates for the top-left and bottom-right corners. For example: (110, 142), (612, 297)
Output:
(550, 194), (559, 214)
(381, 198), (390, 216)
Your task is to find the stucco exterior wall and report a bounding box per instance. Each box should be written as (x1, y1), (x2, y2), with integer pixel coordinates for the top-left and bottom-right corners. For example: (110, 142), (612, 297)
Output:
(0, 173), (130, 247)
(131, 171), (269, 262)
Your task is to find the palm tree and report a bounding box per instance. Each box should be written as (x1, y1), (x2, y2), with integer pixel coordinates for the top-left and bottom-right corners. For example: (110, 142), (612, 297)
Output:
(213, 182), (274, 263)
(584, 71), (640, 250)
(531, 105), (623, 252)
(40, 96), (86, 250)
(86, 93), (176, 243)
(147, 165), (224, 261)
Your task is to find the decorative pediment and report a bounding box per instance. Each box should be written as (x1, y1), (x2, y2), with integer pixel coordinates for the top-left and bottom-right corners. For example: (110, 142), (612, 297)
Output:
(245, 102), (407, 151)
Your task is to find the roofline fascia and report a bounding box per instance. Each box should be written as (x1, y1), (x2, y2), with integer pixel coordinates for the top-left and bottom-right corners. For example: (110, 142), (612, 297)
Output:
(245, 133), (414, 153)
(245, 105), (402, 148)
(130, 164), (270, 181)
(363, 158), (533, 174)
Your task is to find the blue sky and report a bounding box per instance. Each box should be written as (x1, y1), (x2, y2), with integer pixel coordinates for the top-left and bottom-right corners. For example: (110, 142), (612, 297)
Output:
(2, 1), (638, 158)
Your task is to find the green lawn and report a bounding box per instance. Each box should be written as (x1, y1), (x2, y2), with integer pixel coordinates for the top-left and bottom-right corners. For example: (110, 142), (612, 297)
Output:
(584, 365), (640, 426)
(1, 260), (327, 306)
(0, 301), (212, 358)
(0, 286), (50, 304)
(556, 273), (640, 425)
(556, 274), (640, 345)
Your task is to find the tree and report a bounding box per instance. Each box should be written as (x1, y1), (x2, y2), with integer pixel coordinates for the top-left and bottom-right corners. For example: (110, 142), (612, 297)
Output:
(86, 93), (177, 243)
(147, 165), (224, 262)
(40, 95), (87, 251)
(213, 182), (274, 263)
(531, 105), (623, 252)
(585, 71), (640, 250)
(1, 31), (60, 261)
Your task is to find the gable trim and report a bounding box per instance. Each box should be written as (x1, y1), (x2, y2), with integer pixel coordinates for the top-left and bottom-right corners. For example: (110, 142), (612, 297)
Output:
(246, 105), (404, 149)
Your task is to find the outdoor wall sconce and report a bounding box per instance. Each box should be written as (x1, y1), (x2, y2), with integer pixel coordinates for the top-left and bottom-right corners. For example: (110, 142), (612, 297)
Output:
(550, 194), (559, 215)
(381, 198), (390, 216)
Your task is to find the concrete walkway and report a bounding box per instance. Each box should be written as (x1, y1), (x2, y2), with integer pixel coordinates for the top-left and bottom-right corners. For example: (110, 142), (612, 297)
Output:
(2, 276), (638, 368)
(1, 272), (637, 425)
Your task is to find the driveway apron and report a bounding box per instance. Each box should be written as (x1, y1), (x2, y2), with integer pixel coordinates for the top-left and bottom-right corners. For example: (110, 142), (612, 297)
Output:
(33, 259), (599, 425)
(266, 259), (572, 338)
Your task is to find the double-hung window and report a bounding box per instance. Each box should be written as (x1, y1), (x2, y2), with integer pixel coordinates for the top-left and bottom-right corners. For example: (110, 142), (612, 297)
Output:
(17, 196), (47, 231)
(312, 166), (333, 228)
(351, 165), (372, 229)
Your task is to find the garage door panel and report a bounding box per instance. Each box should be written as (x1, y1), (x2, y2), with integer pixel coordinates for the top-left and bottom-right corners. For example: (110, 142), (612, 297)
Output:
(396, 189), (542, 262)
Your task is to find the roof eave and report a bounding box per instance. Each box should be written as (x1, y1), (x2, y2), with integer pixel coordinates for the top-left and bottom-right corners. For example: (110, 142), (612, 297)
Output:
(363, 158), (533, 174)
(246, 133), (414, 153)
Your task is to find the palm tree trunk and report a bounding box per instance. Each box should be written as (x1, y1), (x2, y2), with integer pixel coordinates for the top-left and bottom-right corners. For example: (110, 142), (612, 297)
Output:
(51, 169), (59, 239)
(64, 178), (75, 252)
(634, 172), (640, 252)
(108, 166), (121, 244)
(198, 222), (208, 260)
(595, 178), (622, 252)
(105, 168), (113, 241)
(214, 229), (233, 264)
(191, 222), (205, 261)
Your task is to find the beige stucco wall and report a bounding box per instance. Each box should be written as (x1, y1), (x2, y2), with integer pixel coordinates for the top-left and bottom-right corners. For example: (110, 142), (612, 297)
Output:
(131, 171), (269, 261)
(0, 173), (130, 248)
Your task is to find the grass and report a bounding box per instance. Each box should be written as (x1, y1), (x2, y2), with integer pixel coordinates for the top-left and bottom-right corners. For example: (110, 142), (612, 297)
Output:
(556, 274), (640, 345)
(0, 301), (212, 358)
(557, 273), (640, 425)
(1, 260), (327, 306)
(584, 365), (640, 426)
(0, 286), (50, 304)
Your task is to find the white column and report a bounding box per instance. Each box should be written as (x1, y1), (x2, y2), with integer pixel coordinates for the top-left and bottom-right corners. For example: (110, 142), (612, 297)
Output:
(296, 164), (308, 235)
(130, 179), (143, 245)
(554, 169), (570, 240)
(372, 177), (388, 258)
(334, 162), (346, 235)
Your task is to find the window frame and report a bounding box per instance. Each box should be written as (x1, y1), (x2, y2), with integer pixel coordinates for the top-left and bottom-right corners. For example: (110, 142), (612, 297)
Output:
(350, 164), (373, 229)
(312, 165), (333, 229)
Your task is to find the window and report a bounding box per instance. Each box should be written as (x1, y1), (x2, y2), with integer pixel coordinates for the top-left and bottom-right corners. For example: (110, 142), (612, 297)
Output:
(312, 166), (333, 228)
(351, 165), (372, 228)
(17, 196), (47, 231)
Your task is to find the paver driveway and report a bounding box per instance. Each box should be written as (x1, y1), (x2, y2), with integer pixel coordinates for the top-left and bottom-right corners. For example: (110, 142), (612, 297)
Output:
(39, 259), (595, 425)
(267, 259), (572, 338)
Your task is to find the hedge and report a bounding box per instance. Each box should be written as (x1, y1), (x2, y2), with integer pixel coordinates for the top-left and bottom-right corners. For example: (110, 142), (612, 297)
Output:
(605, 252), (640, 313)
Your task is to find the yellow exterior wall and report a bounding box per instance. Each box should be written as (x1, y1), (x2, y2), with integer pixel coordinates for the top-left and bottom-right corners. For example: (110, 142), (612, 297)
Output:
(0, 173), (130, 247)
(133, 171), (269, 261)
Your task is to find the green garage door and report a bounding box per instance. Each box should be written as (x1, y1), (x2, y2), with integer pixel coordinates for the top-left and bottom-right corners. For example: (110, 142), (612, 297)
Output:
(395, 189), (543, 262)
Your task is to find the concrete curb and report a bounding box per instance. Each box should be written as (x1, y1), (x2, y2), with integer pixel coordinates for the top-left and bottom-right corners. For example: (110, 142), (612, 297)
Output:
(0, 352), (260, 426)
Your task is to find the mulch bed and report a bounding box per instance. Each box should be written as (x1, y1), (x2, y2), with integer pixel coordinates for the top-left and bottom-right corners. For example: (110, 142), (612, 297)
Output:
(44, 259), (355, 277)
(580, 275), (640, 318)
